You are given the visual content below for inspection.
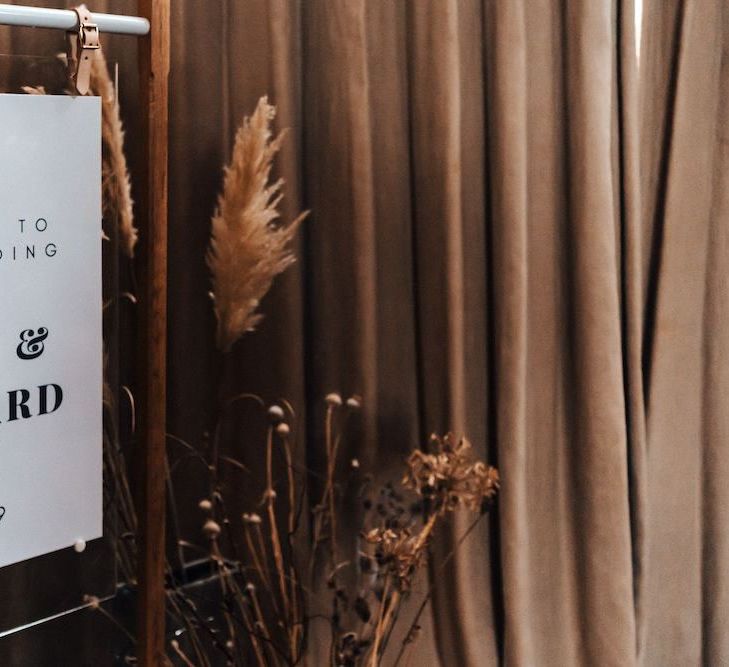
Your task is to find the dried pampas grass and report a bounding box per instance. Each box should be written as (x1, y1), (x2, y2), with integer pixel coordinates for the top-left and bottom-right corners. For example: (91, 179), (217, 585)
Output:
(22, 51), (137, 258)
(89, 50), (137, 258)
(207, 96), (307, 353)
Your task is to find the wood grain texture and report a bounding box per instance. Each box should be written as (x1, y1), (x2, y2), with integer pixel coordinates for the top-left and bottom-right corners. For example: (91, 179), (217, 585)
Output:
(135, 1), (170, 665)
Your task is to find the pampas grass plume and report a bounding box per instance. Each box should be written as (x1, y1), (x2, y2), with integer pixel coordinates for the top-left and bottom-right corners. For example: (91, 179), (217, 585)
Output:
(207, 96), (307, 352)
(90, 50), (137, 258)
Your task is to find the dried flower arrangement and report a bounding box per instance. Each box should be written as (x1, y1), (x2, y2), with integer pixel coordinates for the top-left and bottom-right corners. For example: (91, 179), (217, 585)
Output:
(53, 70), (500, 665)
(166, 402), (498, 667)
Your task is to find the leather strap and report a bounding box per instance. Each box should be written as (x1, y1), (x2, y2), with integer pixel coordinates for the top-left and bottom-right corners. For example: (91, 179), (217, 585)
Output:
(67, 4), (100, 95)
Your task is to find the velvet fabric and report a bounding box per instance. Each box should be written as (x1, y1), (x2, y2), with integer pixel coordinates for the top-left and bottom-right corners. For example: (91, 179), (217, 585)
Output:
(0, 1), (727, 666)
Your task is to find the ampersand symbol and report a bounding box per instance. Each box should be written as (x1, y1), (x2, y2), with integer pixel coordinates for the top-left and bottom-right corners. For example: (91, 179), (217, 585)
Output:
(17, 327), (49, 360)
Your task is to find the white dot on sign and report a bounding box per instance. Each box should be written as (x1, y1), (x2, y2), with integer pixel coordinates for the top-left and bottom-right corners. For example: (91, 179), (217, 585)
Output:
(74, 539), (86, 553)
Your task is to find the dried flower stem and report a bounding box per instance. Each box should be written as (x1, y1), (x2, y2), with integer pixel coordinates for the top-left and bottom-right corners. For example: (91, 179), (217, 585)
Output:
(392, 514), (487, 666)
(243, 522), (273, 596)
(170, 640), (196, 667)
(280, 430), (302, 661)
(413, 513), (438, 552)
(324, 403), (338, 567)
(266, 425), (292, 625)
(166, 593), (211, 667)
(246, 581), (280, 665)
(367, 513), (437, 665)
(230, 580), (267, 666)
(216, 567), (241, 663)
(369, 577), (394, 667)
(175, 590), (236, 662)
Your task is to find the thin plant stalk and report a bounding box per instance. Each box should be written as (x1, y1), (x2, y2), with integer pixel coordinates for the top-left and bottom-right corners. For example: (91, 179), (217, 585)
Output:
(280, 429), (303, 661)
(367, 513), (437, 665)
(369, 577), (392, 667)
(265, 425), (292, 629)
(392, 514), (486, 666)
(243, 521), (274, 598)
(254, 522), (278, 612)
(166, 592), (211, 667)
(170, 640), (197, 667)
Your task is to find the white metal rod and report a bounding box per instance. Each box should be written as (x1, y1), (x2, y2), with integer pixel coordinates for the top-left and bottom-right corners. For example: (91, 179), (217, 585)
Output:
(0, 4), (149, 36)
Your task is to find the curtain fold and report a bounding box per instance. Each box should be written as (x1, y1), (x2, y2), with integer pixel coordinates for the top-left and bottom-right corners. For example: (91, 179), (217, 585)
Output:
(640, 1), (729, 665)
(407, 1), (496, 663)
(700, 37), (729, 662)
(616, 0), (648, 658)
(484, 1), (638, 663)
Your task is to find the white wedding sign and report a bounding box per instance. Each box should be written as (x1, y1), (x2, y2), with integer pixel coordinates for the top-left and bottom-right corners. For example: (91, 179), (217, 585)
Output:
(0, 94), (102, 568)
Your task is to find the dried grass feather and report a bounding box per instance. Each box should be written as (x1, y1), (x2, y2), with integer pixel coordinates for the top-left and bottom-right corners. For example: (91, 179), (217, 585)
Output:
(89, 50), (137, 257)
(207, 96), (307, 352)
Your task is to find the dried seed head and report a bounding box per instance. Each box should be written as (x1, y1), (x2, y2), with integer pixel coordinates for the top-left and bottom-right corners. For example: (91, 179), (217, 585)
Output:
(242, 512), (262, 525)
(325, 392), (343, 406)
(276, 422), (290, 436)
(198, 499), (213, 512)
(268, 405), (285, 423)
(203, 519), (222, 539)
(346, 395), (362, 409)
(362, 526), (424, 591)
(403, 434), (500, 514)
(351, 458), (360, 469)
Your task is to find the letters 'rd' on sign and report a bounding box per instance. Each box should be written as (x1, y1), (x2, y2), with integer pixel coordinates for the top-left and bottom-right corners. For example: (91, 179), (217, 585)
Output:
(0, 94), (102, 568)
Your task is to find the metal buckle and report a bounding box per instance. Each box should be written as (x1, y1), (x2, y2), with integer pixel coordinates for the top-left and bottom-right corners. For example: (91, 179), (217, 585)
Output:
(79, 23), (100, 50)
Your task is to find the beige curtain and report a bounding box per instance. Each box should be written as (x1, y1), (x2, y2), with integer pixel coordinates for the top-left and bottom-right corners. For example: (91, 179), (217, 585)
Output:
(482, 1), (642, 663)
(1, 1), (729, 666)
(639, 1), (729, 665)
